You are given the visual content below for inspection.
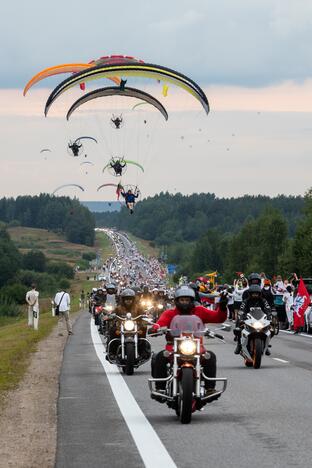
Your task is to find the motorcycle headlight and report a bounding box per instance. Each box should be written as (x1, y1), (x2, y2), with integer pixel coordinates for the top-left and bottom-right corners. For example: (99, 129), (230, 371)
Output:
(157, 304), (164, 310)
(124, 320), (135, 331)
(179, 339), (197, 356)
(253, 321), (264, 331)
(141, 300), (146, 306)
(146, 301), (152, 308)
(105, 305), (113, 312)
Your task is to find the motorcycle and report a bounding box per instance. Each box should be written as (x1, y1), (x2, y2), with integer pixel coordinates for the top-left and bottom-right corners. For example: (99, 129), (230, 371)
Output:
(236, 307), (271, 369)
(106, 313), (152, 375)
(98, 304), (115, 336)
(148, 315), (229, 424)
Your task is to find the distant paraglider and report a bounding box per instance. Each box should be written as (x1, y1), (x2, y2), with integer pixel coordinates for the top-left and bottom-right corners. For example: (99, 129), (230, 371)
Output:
(68, 136), (97, 157)
(97, 182), (123, 200)
(52, 184), (85, 195)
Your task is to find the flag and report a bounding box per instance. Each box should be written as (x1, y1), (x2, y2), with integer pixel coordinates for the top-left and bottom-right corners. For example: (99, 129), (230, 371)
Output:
(116, 183), (123, 200)
(293, 278), (310, 330)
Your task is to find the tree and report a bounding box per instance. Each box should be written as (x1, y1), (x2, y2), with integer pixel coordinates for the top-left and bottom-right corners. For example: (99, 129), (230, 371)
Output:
(0, 229), (22, 287)
(23, 250), (47, 272)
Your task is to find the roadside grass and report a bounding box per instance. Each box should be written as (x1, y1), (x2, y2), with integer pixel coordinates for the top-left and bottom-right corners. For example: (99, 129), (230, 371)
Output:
(126, 233), (159, 258)
(95, 231), (114, 260)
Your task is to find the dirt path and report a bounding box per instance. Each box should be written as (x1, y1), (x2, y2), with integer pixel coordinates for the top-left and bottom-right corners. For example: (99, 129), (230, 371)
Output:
(0, 313), (81, 468)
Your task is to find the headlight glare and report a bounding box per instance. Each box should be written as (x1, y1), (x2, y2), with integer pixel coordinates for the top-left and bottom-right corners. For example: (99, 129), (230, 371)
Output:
(179, 339), (197, 355)
(124, 320), (135, 331)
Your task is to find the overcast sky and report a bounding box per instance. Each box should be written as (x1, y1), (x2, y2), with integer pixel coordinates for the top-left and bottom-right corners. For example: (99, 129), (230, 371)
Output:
(1, 0), (312, 200)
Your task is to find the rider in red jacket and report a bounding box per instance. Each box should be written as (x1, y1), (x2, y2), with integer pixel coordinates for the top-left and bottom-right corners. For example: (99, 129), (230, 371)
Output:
(151, 285), (228, 393)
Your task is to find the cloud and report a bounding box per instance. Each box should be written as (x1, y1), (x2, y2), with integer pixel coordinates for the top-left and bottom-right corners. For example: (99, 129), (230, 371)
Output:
(1, 1), (312, 87)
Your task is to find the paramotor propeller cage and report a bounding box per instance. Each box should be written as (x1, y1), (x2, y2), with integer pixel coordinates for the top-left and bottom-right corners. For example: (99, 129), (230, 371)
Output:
(107, 158), (128, 177)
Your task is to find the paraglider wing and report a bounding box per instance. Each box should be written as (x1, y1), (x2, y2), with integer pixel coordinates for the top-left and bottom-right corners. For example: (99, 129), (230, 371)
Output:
(40, 148), (51, 153)
(66, 86), (169, 121)
(52, 184), (85, 195)
(102, 162), (111, 173)
(97, 183), (123, 192)
(132, 102), (149, 111)
(74, 136), (98, 144)
(45, 63), (210, 116)
(124, 160), (144, 172)
(23, 63), (121, 96)
(80, 161), (94, 166)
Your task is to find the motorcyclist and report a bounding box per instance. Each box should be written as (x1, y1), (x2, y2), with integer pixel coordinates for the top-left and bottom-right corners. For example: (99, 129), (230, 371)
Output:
(242, 272), (262, 300)
(106, 288), (147, 359)
(150, 286), (228, 393)
(105, 283), (118, 309)
(93, 288), (107, 326)
(234, 284), (272, 355)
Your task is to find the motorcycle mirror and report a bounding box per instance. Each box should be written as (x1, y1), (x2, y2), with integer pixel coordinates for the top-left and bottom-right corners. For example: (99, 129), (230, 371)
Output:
(221, 324), (232, 332)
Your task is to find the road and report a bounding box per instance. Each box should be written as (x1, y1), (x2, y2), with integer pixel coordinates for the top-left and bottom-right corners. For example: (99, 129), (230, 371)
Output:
(55, 232), (312, 468)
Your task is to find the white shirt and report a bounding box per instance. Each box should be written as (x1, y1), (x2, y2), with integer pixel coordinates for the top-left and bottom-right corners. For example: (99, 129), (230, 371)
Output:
(54, 291), (70, 312)
(26, 289), (39, 312)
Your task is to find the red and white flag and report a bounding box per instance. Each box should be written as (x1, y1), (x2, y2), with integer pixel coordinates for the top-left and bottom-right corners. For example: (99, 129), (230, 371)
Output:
(293, 278), (310, 330)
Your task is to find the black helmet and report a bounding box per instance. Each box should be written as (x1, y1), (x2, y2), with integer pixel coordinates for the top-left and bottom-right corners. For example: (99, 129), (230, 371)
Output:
(248, 273), (261, 285)
(248, 284), (262, 295)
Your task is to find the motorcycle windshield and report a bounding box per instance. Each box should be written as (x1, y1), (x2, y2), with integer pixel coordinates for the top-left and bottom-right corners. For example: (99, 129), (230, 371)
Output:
(169, 315), (205, 337)
(249, 308), (265, 320)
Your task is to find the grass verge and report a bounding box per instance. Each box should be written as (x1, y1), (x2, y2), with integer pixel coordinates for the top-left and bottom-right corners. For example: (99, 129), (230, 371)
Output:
(126, 233), (159, 258)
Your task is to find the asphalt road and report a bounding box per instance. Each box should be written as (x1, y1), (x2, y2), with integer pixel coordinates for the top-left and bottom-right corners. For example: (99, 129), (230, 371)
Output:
(56, 232), (312, 467)
(56, 312), (312, 468)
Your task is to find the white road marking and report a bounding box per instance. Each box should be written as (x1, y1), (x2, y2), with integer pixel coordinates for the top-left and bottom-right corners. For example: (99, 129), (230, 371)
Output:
(273, 358), (289, 364)
(280, 330), (312, 339)
(90, 320), (177, 468)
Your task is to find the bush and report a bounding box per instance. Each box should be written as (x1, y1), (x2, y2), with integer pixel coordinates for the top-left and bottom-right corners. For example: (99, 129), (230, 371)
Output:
(58, 278), (70, 290)
(0, 296), (20, 317)
(82, 252), (96, 261)
(0, 283), (28, 304)
(23, 250), (47, 272)
(46, 262), (74, 279)
(76, 259), (89, 271)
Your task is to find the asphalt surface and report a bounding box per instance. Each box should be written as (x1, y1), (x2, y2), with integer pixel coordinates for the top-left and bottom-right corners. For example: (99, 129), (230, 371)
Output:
(56, 312), (312, 468)
(56, 232), (312, 467)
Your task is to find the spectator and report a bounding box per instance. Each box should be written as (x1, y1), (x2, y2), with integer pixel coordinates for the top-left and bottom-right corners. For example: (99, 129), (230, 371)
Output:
(283, 285), (294, 330)
(25, 284), (39, 329)
(54, 288), (73, 336)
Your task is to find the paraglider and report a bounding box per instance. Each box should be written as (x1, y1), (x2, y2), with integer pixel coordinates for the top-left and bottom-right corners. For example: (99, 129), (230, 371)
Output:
(120, 186), (140, 214)
(65, 86), (168, 121)
(45, 62), (210, 116)
(68, 136), (97, 157)
(103, 158), (144, 177)
(68, 140), (82, 157)
(97, 183), (124, 200)
(111, 114), (123, 129)
(52, 184), (84, 195)
(40, 148), (51, 160)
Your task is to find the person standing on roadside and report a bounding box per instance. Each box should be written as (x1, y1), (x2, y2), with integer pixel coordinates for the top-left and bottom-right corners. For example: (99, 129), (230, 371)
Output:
(54, 288), (73, 336)
(25, 284), (39, 330)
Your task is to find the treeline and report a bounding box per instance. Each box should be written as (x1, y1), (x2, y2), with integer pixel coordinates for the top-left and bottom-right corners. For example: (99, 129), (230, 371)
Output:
(94, 192), (303, 243)
(0, 228), (77, 316)
(169, 190), (312, 281)
(0, 194), (95, 246)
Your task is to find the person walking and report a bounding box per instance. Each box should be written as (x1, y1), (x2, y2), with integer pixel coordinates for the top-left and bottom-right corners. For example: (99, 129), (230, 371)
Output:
(54, 288), (73, 336)
(25, 284), (39, 330)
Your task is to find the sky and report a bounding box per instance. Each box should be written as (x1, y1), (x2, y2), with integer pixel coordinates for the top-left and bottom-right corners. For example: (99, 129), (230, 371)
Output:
(1, 0), (312, 200)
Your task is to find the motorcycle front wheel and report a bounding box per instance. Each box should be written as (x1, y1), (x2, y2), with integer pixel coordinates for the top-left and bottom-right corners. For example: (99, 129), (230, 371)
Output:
(178, 368), (194, 424)
(124, 342), (135, 375)
(252, 338), (262, 369)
